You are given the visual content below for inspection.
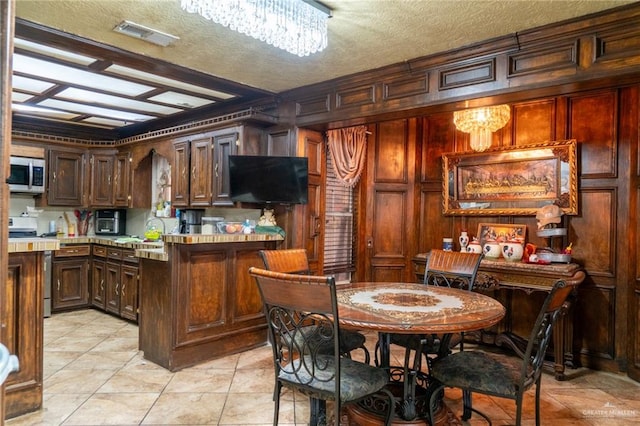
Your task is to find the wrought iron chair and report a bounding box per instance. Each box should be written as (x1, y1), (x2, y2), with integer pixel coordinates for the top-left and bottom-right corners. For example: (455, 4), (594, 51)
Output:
(428, 279), (574, 426)
(259, 249), (370, 364)
(381, 249), (484, 370)
(249, 267), (394, 426)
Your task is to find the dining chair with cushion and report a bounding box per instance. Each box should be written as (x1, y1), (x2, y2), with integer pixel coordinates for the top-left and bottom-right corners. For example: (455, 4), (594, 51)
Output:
(248, 267), (394, 426)
(381, 249), (484, 369)
(259, 249), (370, 364)
(428, 279), (574, 426)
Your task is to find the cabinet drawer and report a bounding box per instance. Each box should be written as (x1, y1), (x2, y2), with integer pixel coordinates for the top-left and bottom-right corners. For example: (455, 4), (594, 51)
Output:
(92, 245), (107, 257)
(55, 245), (91, 258)
(106, 247), (123, 261)
(121, 249), (139, 264)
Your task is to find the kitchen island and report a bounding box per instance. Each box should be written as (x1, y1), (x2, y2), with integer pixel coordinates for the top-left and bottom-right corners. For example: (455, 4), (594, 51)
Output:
(136, 233), (283, 371)
(6, 238), (59, 419)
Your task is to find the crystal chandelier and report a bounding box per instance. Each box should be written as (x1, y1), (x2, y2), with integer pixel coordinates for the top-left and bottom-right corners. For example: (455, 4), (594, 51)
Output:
(453, 104), (511, 152)
(181, 0), (330, 57)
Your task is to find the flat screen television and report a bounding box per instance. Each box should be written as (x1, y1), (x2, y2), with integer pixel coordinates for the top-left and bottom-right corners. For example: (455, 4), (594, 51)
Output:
(229, 155), (308, 204)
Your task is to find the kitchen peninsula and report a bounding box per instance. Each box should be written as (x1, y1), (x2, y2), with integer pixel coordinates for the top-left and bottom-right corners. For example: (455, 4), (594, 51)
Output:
(136, 232), (283, 371)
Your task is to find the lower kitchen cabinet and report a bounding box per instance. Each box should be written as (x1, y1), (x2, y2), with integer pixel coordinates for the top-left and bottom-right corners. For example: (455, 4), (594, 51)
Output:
(52, 245), (90, 312)
(92, 245), (139, 322)
(4, 252), (44, 419)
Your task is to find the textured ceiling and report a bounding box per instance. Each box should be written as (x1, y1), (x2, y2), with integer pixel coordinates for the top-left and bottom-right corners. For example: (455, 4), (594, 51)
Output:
(15, 0), (636, 95)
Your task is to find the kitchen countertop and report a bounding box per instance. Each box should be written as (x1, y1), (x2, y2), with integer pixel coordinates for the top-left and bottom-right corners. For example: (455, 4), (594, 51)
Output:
(8, 233), (283, 259)
(8, 238), (60, 253)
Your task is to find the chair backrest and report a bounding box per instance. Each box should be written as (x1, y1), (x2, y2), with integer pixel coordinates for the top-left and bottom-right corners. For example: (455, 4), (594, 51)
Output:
(248, 267), (340, 392)
(424, 249), (483, 290)
(259, 249), (311, 274)
(520, 280), (574, 388)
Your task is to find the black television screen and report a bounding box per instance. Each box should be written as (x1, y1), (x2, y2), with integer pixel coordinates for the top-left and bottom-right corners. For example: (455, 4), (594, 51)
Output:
(229, 155), (308, 204)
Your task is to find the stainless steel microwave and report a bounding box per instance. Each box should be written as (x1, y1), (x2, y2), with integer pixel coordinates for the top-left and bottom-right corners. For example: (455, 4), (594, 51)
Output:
(8, 156), (45, 194)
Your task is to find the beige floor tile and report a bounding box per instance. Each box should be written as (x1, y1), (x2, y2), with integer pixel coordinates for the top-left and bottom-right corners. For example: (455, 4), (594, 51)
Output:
(63, 393), (159, 425)
(98, 369), (174, 393)
(90, 336), (139, 352)
(5, 393), (91, 426)
(163, 368), (235, 393)
(45, 368), (116, 394)
(45, 335), (105, 352)
(141, 392), (225, 425)
(228, 367), (274, 393)
(66, 351), (138, 370)
(220, 392), (292, 424)
(43, 350), (84, 378)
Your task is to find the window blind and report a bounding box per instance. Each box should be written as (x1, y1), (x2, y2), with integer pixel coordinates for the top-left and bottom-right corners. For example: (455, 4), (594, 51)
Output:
(323, 150), (357, 275)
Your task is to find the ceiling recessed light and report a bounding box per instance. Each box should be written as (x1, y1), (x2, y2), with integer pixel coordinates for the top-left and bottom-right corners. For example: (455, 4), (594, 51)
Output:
(113, 20), (179, 47)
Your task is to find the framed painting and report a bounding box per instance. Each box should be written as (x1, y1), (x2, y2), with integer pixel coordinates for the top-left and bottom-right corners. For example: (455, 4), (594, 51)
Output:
(477, 223), (527, 245)
(442, 139), (578, 216)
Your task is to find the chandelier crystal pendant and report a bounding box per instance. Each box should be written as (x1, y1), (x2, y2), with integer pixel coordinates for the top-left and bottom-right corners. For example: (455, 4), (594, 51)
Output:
(453, 104), (511, 151)
(181, 0), (330, 57)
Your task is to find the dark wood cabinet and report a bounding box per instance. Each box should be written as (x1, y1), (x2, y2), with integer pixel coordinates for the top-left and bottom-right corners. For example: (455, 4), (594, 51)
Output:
(47, 148), (86, 206)
(90, 150), (131, 207)
(189, 136), (214, 206)
(89, 152), (115, 207)
(171, 126), (262, 208)
(113, 152), (132, 207)
(139, 241), (274, 371)
(92, 245), (139, 322)
(4, 252), (44, 418)
(172, 140), (190, 207)
(211, 131), (236, 206)
(52, 245), (90, 312)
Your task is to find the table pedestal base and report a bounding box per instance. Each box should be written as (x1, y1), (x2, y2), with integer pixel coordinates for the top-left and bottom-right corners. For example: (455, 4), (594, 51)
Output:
(344, 402), (462, 426)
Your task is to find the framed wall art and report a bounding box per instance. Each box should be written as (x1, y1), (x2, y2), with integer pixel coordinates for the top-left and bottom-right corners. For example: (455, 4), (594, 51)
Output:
(442, 139), (578, 216)
(476, 223), (527, 245)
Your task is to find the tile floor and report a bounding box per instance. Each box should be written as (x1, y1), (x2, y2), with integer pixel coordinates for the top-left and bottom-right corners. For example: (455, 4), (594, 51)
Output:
(6, 309), (640, 425)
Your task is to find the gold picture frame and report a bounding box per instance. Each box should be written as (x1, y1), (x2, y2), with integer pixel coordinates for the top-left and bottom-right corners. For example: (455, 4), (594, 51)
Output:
(477, 223), (527, 246)
(442, 139), (578, 216)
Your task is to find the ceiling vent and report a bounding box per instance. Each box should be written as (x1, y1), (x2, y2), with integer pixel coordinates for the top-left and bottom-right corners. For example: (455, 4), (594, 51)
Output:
(113, 20), (179, 47)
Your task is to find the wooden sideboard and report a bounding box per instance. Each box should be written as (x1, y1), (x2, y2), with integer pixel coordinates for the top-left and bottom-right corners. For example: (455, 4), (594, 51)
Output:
(413, 253), (586, 380)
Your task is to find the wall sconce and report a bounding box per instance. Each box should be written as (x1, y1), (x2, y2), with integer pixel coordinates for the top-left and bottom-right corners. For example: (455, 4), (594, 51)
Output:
(453, 104), (511, 151)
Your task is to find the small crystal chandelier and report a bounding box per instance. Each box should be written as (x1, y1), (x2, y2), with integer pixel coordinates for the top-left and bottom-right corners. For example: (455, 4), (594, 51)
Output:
(453, 104), (511, 152)
(181, 0), (331, 57)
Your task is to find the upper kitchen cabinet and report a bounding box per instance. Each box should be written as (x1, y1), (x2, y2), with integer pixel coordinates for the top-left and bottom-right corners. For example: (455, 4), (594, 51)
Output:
(47, 147), (87, 206)
(172, 125), (265, 208)
(89, 150), (132, 208)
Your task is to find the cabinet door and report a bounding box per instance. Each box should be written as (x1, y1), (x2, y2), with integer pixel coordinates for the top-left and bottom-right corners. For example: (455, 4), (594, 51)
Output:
(91, 258), (106, 309)
(105, 261), (121, 315)
(189, 137), (213, 206)
(172, 141), (190, 207)
(212, 131), (237, 206)
(90, 153), (114, 207)
(113, 152), (132, 207)
(120, 264), (139, 321)
(48, 148), (86, 206)
(52, 259), (89, 311)
(5, 253), (42, 417)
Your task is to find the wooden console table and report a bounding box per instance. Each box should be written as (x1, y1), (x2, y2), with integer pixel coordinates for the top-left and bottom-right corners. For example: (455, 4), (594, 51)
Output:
(413, 253), (586, 380)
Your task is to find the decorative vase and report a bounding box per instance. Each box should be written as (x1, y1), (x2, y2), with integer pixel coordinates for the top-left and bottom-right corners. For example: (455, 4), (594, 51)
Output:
(459, 231), (469, 252)
(467, 238), (483, 253)
(502, 241), (524, 261)
(483, 240), (501, 259)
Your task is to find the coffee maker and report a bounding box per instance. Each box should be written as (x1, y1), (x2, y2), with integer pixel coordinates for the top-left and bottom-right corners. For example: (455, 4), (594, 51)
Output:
(180, 209), (204, 234)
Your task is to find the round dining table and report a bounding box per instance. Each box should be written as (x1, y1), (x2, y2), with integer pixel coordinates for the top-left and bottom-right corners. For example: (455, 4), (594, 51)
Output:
(336, 282), (506, 425)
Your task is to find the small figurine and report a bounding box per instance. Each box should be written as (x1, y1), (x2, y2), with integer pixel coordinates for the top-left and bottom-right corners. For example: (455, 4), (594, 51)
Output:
(258, 208), (277, 226)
